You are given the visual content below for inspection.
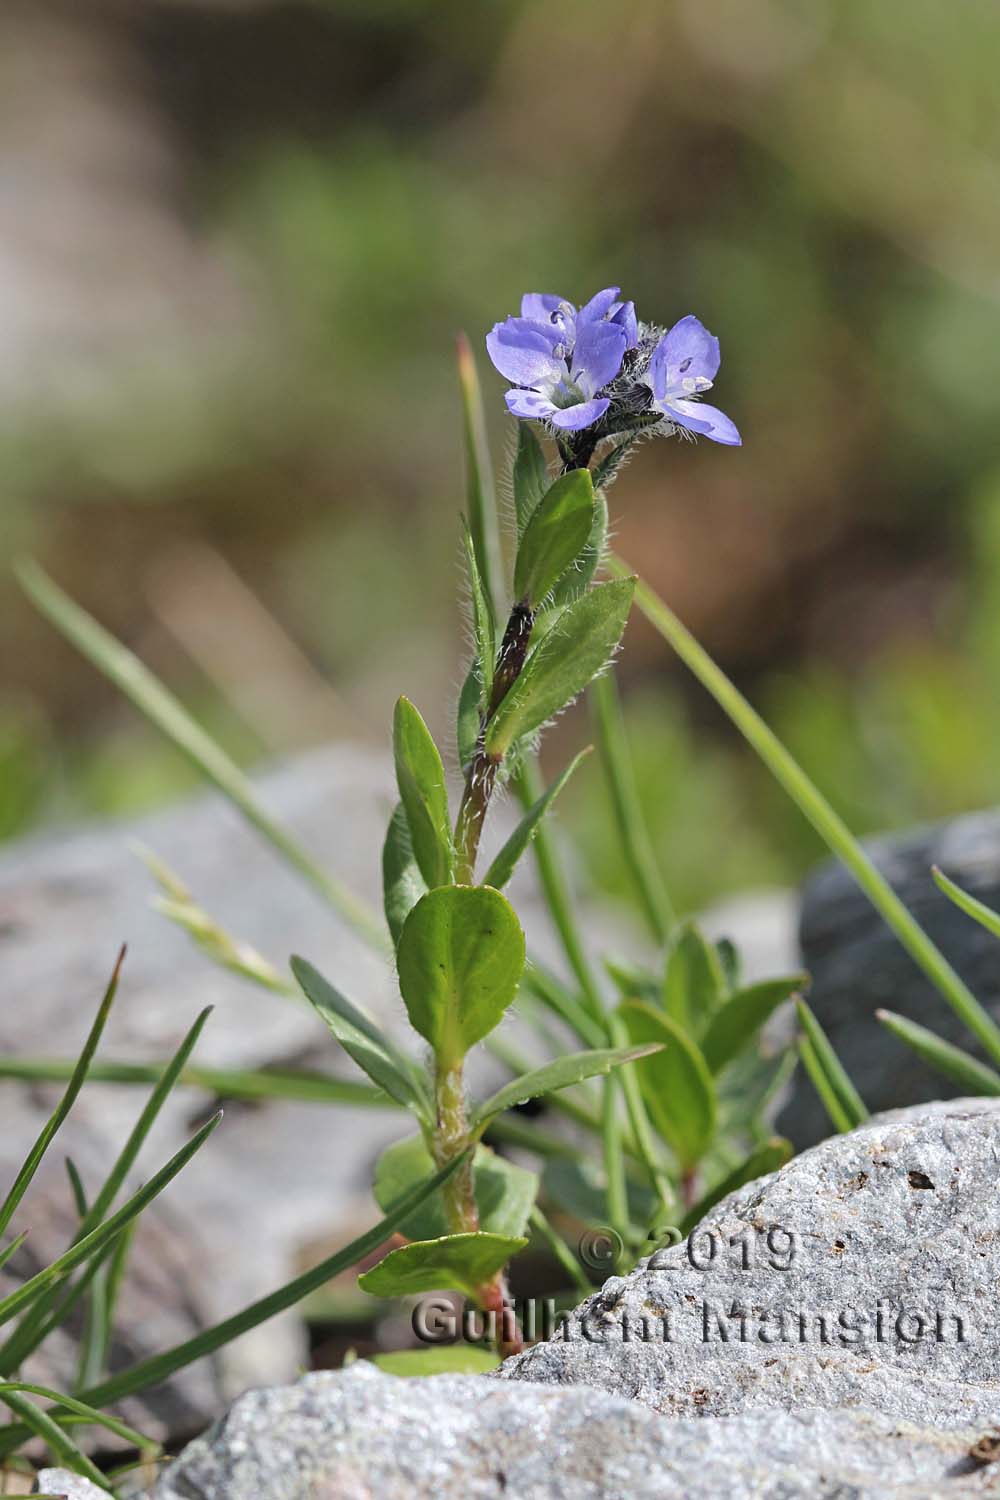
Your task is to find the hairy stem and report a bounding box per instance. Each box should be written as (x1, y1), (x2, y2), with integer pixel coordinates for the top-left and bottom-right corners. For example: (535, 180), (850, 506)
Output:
(433, 1059), (477, 1233)
(433, 1057), (523, 1357)
(454, 601), (535, 882)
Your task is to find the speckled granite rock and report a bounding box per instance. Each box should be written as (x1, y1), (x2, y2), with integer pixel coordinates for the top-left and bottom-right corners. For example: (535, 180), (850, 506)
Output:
(790, 810), (1000, 1143)
(149, 1365), (997, 1500)
(142, 1100), (1000, 1499)
(33, 1471), (111, 1499)
(502, 1099), (1000, 1424)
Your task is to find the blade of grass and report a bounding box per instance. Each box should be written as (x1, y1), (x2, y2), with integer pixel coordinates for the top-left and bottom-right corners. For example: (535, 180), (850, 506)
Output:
(876, 1009), (1000, 1096)
(0, 1235), (28, 1277)
(519, 961), (605, 1049)
(0, 1237), (123, 1374)
(69, 1154), (467, 1415)
(799, 1036), (853, 1134)
(0, 949), (124, 1238)
(932, 866), (1000, 941)
(83, 1008), (214, 1231)
(0, 1383), (153, 1455)
(528, 1206), (591, 1298)
(607, 1011), (674, 1215)
(0, 1057), (392, 1108)
(0, 1390), (109, 1490)
(601, 1073), (628, 1240)
(456, 332), (503, 623)
(615, 556), (1000, 1069)
(589, 672), (675, 945)
(65, 1160), (88, 1219)
(2, 1010), (215, 1368)
(17, 561), (385, 952)
(0, 1113), (221, 1330)
(514, 752), (605, 1024)
(796, 1000), (867, 1128)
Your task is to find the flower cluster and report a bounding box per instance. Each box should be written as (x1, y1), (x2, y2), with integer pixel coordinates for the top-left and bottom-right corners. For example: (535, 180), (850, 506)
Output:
(486, 288), (740, 448)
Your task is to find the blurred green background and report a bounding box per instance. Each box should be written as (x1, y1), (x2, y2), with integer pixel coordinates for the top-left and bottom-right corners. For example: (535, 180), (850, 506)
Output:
(4, 0), (1000, 915)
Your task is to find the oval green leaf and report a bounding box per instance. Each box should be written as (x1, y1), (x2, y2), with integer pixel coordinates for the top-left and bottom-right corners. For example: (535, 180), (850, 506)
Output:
(618, 1000), (716, 1170)
(512, 421), (548, 534)
(472, 1044), (662, 1131)
(372, 1347), (499, 1376)
(374, 1135), (536, 1241)
(382, 803), (428, 948)
(358, 1231), (527, 1300)
(392, 697), (454, 889)
(396, 885), (525, 1061)
(513, 470), (595, 608)
(663, 922), (727, 1037)
(700, 975), (806, 1074)
(291, 956), (428, 1119)
(485, 578), (635, 757)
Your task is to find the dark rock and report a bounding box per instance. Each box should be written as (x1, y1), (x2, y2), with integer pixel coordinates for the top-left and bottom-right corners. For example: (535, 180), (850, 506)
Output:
(789, 810), (1000, 1143)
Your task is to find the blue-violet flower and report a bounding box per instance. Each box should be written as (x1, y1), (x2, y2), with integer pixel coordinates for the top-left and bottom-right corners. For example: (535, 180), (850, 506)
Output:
(644, 315), (741, 446)
(486, 287), (637, 431)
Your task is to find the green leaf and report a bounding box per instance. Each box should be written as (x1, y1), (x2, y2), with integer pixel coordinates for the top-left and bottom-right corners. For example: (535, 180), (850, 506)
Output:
(700, 975), (807, 1074)
(291, 957), (428, 1119)
(472, 1045), (662, 1130)
(932, 866), (1000, 941)
(549, 492), (608, 609)
(618, 1001), (716, 1170)
(16, 560), (384, 950)
(373, 1136), (536, 1240)
(483, 750), (589, 890)
(485, 578), (635, 757)
(358, 1232), (526, 1300)
(512, 422), (548, 534)
(396, 886), (525, 1061)
(678, 1137), (793, 1236)
(462, 522), (495, 705)
(876, 1009), (1000, 1096)
(0, 948), (123, 1239)
(382, 803), (428, 947)
(392, 697), (454, 889)
(457, 331), (503, 621)
(796, 1000), (868, 1130)
(513, 470), (595, 608)
(603, 956), (661, 1006)
(456, 665), (482, 771)
(372, 1347), (499, 1376)
(663, 922), (726, 1036)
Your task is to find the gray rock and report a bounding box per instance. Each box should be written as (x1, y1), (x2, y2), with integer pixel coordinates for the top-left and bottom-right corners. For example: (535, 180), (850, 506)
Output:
(502, 1099), (1000, 1427)
(147, 1100), (1000, 1499)
(790, 810), (1000, 1143)
(150, 1365), (997, 1500)
(33, 1470), (111, 1499)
